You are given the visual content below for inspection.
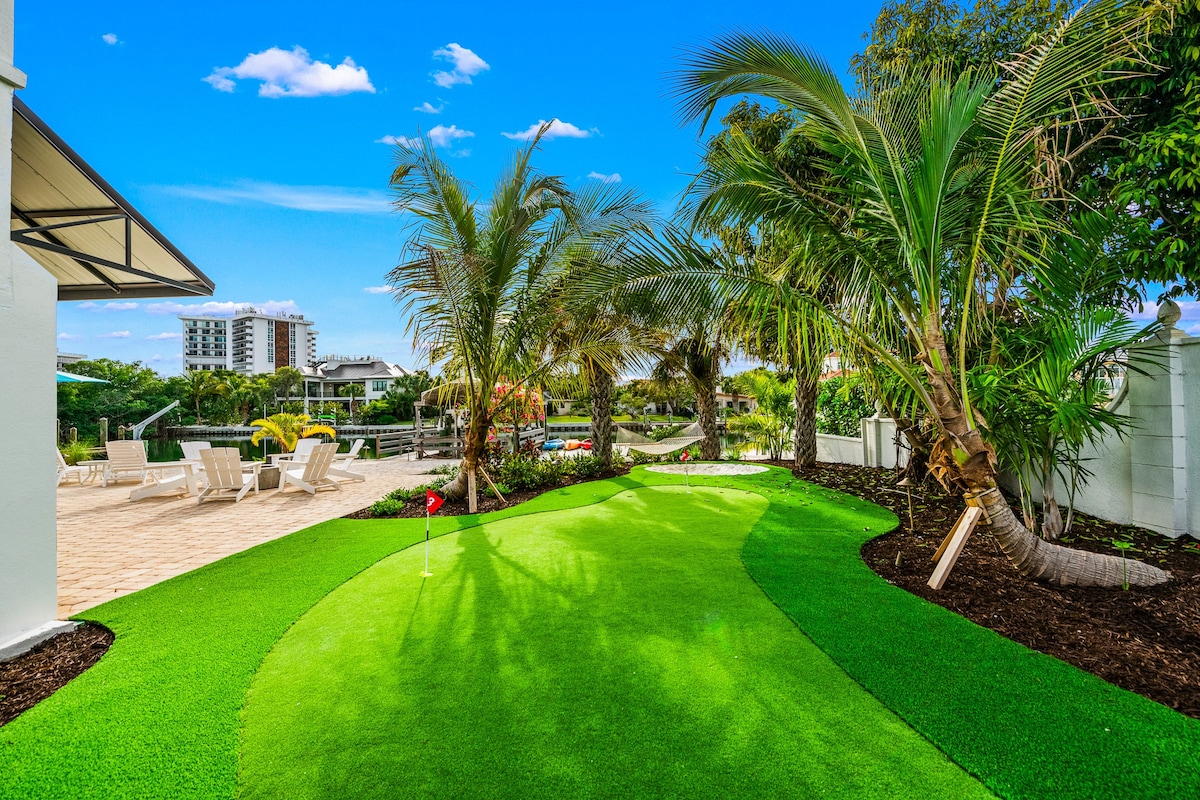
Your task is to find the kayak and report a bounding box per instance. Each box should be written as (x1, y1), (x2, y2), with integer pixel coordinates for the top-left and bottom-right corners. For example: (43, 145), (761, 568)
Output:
(542, 439), (565, 451)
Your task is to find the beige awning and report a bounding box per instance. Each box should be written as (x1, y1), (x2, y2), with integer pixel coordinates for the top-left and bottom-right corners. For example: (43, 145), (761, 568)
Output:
(10, 96), (214, 301)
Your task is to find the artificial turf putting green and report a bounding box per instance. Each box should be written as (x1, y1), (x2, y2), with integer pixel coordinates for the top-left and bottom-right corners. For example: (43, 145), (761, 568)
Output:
(0, 465), (1197, 799)
(238, 486), (986, 799)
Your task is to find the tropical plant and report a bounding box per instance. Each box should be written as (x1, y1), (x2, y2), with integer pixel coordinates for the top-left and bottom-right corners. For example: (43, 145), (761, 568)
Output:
(816, 376), (875, 437)
(338, 383), (365, 422)
(270, 366), (304, 404)
(183, 370), (230, 425)
(58, 438), (98, 466)
(727, 370), (795, 460)
(249, 413), (336, 453)
(661, 0), (1169, 586)
(386, 125), (652, 505)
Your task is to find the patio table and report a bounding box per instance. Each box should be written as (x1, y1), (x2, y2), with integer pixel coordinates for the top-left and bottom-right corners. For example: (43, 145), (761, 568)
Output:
(129, 461), (200, 502)
(75, 459), (107, 484)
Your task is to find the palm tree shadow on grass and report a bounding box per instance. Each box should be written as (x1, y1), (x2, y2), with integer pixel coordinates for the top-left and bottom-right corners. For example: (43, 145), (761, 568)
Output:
(242, 487), (986, 799)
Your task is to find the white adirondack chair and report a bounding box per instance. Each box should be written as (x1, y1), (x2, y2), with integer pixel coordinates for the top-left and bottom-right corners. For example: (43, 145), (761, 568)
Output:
(55, 449), (88, 486)
(270, 437), (320, 466)
(279, 442), (341, 494)
(327, 438), (366, 482)
(103, 440), (150, 486)
(180, 441), (211, 462)
(197, 447), (260, 503)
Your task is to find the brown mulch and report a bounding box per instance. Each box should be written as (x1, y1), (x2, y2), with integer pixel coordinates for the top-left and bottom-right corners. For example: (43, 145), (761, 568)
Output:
(344, 465), (632, 519)
(0, 623), (112, 727)
(781, 461), (1200, 719)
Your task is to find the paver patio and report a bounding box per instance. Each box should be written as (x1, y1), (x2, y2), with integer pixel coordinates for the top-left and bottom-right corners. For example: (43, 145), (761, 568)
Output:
(55, 455), (456, 616)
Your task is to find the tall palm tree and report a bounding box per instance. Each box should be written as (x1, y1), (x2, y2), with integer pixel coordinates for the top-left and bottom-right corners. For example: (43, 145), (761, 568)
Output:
(338, 383), (365, 423)
(658, 0), (1167, 586)
(387, 126), (652, 505)
(183, 370), (229, 425)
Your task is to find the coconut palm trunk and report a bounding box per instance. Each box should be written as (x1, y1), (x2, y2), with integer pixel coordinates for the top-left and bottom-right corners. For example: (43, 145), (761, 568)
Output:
(589, 367), (616, 469)
(440, 411), (489, 505)
(793, 372), (818, 468)
(694, 371), (720, 460)
(918, 330), (1167, 586)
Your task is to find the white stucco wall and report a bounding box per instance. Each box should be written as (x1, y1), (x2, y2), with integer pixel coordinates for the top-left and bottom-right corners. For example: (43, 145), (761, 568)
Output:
(0, 247), (58, 646)
(815, 433), (864, 465)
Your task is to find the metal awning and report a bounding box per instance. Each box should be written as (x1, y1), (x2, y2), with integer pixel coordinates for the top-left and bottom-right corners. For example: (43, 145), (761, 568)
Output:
(10, 96), (215, 301)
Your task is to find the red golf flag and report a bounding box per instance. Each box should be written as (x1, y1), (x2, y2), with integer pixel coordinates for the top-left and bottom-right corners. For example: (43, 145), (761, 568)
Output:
(426, 490), (445, 514)
(680, 450), (690, 462)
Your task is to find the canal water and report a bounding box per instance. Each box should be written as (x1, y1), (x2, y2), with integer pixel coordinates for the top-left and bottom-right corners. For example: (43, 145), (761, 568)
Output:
(144, 436), (381, 462)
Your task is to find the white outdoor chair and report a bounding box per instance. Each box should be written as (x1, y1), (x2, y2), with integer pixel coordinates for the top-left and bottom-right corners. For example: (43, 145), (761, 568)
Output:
(279, 442), (341, 495)
(327, 438), (366, 483)
(180, 441), (212, 462)
(197, 447), (260, 504)
(102, 440), (150, 486)
(55, 449), (88, 486)
(269, 437), (320, 467)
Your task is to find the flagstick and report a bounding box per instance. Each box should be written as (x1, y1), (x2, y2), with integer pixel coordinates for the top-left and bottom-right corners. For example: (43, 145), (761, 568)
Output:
(684, 456), (691, 493)
(422, 509), (433, 578)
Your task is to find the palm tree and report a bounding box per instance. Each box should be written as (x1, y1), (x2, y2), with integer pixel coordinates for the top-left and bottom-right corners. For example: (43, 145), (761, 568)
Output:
(249, 413), (336, 453)
(183, 370), (230, 425)
(338, 383), (365, 423)
(271, 366), (303, 407)
(386, 126), (652, 507)
(661, 0), (1167, 586)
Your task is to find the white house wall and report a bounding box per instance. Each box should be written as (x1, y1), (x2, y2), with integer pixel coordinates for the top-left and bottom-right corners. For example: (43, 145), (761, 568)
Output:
(0, 246), (58, 647)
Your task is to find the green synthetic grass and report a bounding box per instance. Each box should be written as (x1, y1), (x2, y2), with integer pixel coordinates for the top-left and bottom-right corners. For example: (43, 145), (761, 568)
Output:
(741, 492), (1200, 799)
(0, 464), (1196, 799)
(238, 486), (985, 799)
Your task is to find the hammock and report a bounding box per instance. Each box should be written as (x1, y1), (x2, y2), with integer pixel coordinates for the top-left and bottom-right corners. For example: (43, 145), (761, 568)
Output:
(614, 421), (705, 456)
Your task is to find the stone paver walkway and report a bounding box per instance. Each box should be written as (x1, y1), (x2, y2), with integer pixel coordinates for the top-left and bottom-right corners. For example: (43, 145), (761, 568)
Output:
(55, 456), (458, 617)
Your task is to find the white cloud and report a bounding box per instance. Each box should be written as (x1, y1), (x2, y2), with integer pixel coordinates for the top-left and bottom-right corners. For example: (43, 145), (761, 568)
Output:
(97, 330), (131, 339)
(102, 33), (118, 45)
(414, 101), (443, 114)
(363, 286), (392, 294)
(432, 43), (489, 88)
(58, 332), (83, 340)
(377, 124), (474, 150)
(146, 332), (183, 340)
(160, 181), (391, 214)
(1187, 323), (1200, 337)
(76, 302), (97, 310)
(502, 119), (597, 142)
(204, 46), (375, 98)
(587, 171), (622, 184)
(81, 301), (139, 312)
(428, 124), (473, 148)
(1130, 300), (1200, 322)
(143, 300), (302, 317)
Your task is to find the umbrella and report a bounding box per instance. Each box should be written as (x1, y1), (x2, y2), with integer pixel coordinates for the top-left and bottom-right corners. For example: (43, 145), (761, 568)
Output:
(56, 371), (109, 384)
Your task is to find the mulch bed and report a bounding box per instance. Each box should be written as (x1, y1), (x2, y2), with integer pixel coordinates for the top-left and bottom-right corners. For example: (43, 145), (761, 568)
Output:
(0, 623), (112, 727)
(343, 466), (632, 519)
(782, 461), (1200, 719)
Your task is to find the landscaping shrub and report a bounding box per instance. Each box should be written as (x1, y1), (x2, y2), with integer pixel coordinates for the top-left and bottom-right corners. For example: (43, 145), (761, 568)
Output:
(564, 455), (605, 479)
(58, 439), (98, 466)
(483, 481), (512, 499)
(369, 498), (405, 517)
(494, 455), (546, 491)
(816, 377), (874, 437)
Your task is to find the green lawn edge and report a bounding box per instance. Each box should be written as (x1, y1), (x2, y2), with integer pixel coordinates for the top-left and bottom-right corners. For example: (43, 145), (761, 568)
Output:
(740, 485), (1200, 799)
(0, 464), (1196, 798)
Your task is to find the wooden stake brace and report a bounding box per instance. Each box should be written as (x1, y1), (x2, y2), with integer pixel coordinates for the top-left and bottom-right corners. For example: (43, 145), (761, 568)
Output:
(928, 505), (983, 591)
(477, 464), (507, 505)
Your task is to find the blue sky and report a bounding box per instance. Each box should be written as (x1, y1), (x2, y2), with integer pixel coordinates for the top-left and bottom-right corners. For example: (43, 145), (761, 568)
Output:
(20, 1), (1197, 374)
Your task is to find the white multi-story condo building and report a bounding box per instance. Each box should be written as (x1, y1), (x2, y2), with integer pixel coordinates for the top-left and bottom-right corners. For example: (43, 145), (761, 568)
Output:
(180, 307), (317, 374)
